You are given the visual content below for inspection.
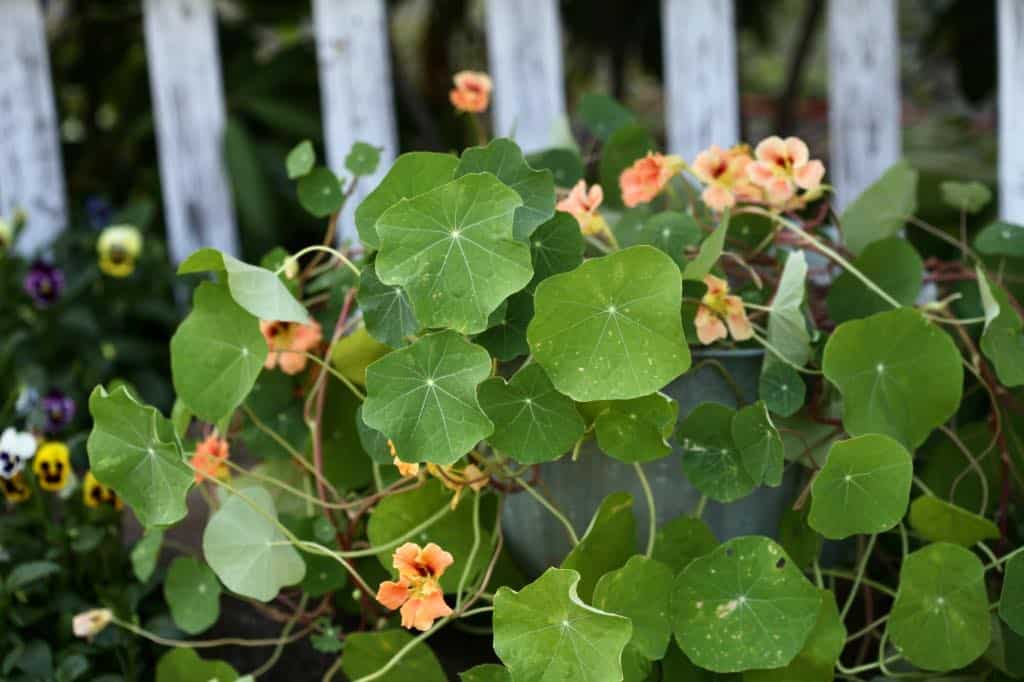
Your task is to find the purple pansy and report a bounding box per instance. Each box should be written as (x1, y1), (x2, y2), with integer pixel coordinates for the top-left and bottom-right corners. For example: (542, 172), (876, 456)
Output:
(41, 391), (76, 433)
(23, 261), (65, 307)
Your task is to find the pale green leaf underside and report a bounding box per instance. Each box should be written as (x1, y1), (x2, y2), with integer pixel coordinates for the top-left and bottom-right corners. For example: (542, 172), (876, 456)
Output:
(87, 386), (192, 528)
(376, 172), (532, 334)
(202, 486), (305, 602)
(362, 331), (493, 465)
(493, 568), (633, 682)
(908, 495), (1000, 547)
(164, 556), (222, 635)
(528, 245), (690, 402)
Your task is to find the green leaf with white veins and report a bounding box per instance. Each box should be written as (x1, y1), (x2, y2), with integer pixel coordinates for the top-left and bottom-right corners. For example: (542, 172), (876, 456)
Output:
(731, 400), (784, 486)
(678, 402), (755, 503)
(561, 492), (637, 602)
(527, 212), (585, 289)
(362, 331), (493, 465)
(202, 486), (305, 601)
(887, 542), (991, 672)
(170, 282), (267, 423)
(822, 308), (963, 448)
(592, 392), (678, 463)
(671, 536), (821, 673)
(493, 568), (633, 682)
(87, 386), (192, 527)
(808, 434), (913, 539)
(376, 172), (532, 334)
(355, 151), (458, 249)
(356, 262), (418, 348)
(593, 556), (675, 660)
(455, 138), (556, 240)
(768, 250), (811, 367)
(528, 245), (690, 402)
(178, 248), (309, 323)
(478, 363), (585, 464)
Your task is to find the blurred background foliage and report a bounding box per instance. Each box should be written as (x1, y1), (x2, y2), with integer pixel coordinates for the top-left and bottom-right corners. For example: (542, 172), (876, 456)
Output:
(44, 0), (998, 261)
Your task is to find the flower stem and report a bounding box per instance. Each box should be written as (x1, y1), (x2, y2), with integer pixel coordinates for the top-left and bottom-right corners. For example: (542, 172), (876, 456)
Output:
(634, 463), (657, 557)
(514, 476), (579, 545)
(279, 244), (360, 278)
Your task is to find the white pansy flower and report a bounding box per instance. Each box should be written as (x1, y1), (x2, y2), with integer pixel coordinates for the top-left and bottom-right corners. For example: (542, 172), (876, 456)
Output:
(0, 428), (37, 479)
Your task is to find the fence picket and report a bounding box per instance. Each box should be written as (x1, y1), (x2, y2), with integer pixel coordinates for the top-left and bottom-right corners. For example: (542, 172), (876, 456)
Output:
(484, 0), (567, 153)
(0, 0), (67, 255)
(999, 0), (1024, 222)
(661, 0), (740, 163)
(312, 0), (398, 244)
(143, 0), (238, 264)
(827, 0), (901, 210)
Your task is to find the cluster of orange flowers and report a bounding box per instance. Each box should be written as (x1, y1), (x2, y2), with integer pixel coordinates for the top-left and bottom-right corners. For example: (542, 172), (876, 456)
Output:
(389, 440), (488, 508)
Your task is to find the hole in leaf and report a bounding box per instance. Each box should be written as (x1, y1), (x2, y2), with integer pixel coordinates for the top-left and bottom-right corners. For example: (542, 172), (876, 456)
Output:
(775, 557), (786, 570)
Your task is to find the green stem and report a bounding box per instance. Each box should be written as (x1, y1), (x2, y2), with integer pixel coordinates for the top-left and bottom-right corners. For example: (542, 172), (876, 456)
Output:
(456, 491), (483, 612)
(460, 605), (495, 618)
(351, 616), (452, 682)
(111, 616), (313, 649)
(301, 353), (366, 401)
(279, 244), (360, 277)
(750, 329), (822, 375)
(819, 569), (896, 598)
(514, 476), (579, 545)
(692, 495), (708, 519)
(840, 534), (877, 621)
(248, 593), (309, 678)
(634, 463), (657, 557)
(985, 544), (1024, 571)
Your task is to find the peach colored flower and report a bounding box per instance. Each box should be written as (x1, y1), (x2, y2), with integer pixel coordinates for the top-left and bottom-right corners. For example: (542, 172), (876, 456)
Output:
(746, 136), (826, 206)
(619, 153), (684, 208)
(556, 180), (607, 236)
(691, 144), (762, 211)
(695, 275), (753, 345)
(389, 440), (420, 478)
(73, 609), (113, 639)
(376, 542), (454, 631)
(260, 320), (323, 375)
(190, 434), (230, 483)
(449, 71), (492, 114)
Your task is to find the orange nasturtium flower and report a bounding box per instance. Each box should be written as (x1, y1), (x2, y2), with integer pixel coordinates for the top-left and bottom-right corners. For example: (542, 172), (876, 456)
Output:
(746, 136), (825, 206)
(556, 180), (607, 236)
(376, 542), (454, 631)
(449, 71), (493, 114)
(695, 275), (753, 345)
(260, 319), (323, 375)
(389, 440), (420, 478)
(619, 152), (685, 208)
(191, 434), (230, 483)
(691, 144), (761, 211)
(83, 471), (122, 509)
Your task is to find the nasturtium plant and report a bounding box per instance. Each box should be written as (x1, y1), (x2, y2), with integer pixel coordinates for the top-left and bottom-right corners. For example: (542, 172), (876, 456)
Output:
(64, 95), (1021, 681)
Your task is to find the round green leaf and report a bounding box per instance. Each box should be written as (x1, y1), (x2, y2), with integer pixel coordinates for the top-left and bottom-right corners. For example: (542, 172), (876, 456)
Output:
(975, 220), (1024, 257)
(345, 141), (382, 176)
(156, 649), (237, 682)
(759, 361), (806, 417)
(840, 160), (918, 255)
(652, 516), (718, 573)
(678, 402), (756, 503)
(164, 556), (221, 634)
(356, 262), (418, 348)
(1000, 554), (1024, 636)
(297, 167), (344, 218)
(593, 392), (678, 463)
(579, 93), (635, 140)
(526, 148), (584, 187)
(493, 568), (633, 682)
(826, 238), (923, 324)
(593, 556), (675, 660)
(355, 151), (458, 249)
(460, 664), (511, 682)
(478, 363), (584, 464)
(131, 529), (164, 582)
(744, 590), (846, 682)
(671, 536), (821, 673)
(614, 210), (702, 268)
(375, 172), (532, 334)
(527, 212), (585, 289)
(561, 492), (637, 602)
(366, 480), (489, 593)
(778, 507), (823, 571)
(822, 308), (963, 448)
(170, 282), (268, 424)
(455, 137), (555, 240)
(731, 401), (784, 487)
(285, 140), (315, 179)
(362, 331), (493, 465)
(87, 386), (192, 528)
(528, 245), (690, 402)
(887, 542), (991, 671)
(202, 486), (305, 602)
(908, 495), (1000, 547)
(341, 630), (447, 682)
(808, 434), (913, 539)
(474, 291), (532, 362)
(940, 180), (992, 214)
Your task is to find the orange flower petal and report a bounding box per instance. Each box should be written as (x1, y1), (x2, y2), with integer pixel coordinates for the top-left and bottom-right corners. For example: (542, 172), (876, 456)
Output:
(784, 137), (810, 167)
(400, 591), (453, 631)
(701, 185), (735, 212)
(420, 542), (455, 578)
(392, 543), (422, 579)
(695, 306), (728, 345)
(376, 579), (410, 610)
(793, 159), (825, 190)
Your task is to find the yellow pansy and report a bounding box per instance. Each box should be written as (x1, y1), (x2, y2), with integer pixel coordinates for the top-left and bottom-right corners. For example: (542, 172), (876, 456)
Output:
(33, 442), (71, 492)
(97, 225), (142, 278)
(1, 473), (31, 503)
(83, 471), (121, 509)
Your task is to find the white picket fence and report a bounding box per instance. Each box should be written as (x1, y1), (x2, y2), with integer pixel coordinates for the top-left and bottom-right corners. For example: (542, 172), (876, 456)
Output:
(1, 0), (1020, 260)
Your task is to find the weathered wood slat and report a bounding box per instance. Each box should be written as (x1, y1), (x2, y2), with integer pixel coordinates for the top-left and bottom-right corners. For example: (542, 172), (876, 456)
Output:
(143, 0), (238, 263)
(312, 0), (398, 244)
(999, 0), (1024, 222)
(827, 0), (901, 210)
(484, 0), (567, 153)
(0, 0), (67, 255)
(661, 0), (740, 163)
